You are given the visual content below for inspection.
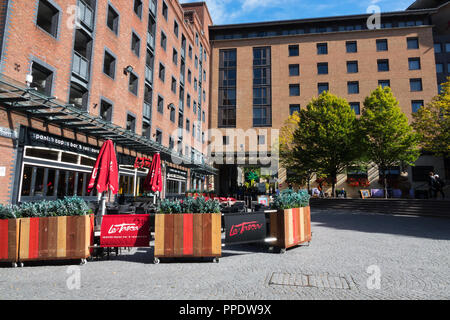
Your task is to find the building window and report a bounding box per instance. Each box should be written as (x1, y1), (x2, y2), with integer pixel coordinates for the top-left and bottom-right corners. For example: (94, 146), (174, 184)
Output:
(172, 48), (178, 65)
(378, 80), (390, 88)
(346, 41), (357, 53)
(187, 69), (192, 83)
(171, 77), (177, 93)
(409, 57), (421, 70)
(407, 37), (419, 49)
(103, 50), (116, 79)
(142, 121), (151, 139)
(188, 45), (193, 59)
(157, 95), (164, 114)
(436, 63), (444, 73)
(174, 20), (179, 37)
(126, 114), (136, 133)
(186, 119), (190, 132)
(170, 106), (175, 122)
(317, 62), (328, 75)
(411, 100), (424, 113)
(129, 72), (139, 95)
(376, 39), (388, 51)
(156, 129), (163, 144)
(162, 1), (168, 20)
(106, 4), (119, 35)
(317, 43), (328, 55)
(347, 81), (359, 94)
(133, 0), (143, 18)
(68, 82), (88, 110)
(289, 84), (300, 96)
(131, 32), (140, 56)
(257, 135), (265, 145)
(434, 43), (442, 53)
(31, 62), (54, 96)
(410, 78), (423, 92)
(219, 49), (237, 127)
(318, 83), (329, 95)
(289, 64), (300, 76)
(446, 43), (450, 52)
(288, 45), (299, 56)
(160, 31), (167, 50)
(350, 102), (360, 115)
(186, 94), (191, 108)
(159, 63), (165, 81)
(100, 99), (113, 122)
(377, 59), (389, 72)
(36, 0), (60, 38)
(289, 104), (300, 115)
(347, 61), (358, 73)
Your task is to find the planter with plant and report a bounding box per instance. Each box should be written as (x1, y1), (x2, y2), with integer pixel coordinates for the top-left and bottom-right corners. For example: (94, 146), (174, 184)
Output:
(154, 197), (221, 263)
(269, 190), (312, 253)
(0, 197), (93, 267)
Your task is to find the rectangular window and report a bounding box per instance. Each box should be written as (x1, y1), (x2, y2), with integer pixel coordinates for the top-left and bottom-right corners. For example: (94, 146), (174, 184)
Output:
(31, 62), (54, 96)
(159, 63), (165, 81)
(131, 32), (140, 56)
(103, 50), (116, 78)
(317, 62), (328, 75)
(411, 100), (424, 113)
(377, 59), (389, 72)
(157, 95), (164, 114)
(126, 114), (136, 133)
(171, 77), (177, 93)
(107, 5), (119, 35)
(407, 37), (419, 49)
(170, 106), (175, 122)
(142, 121), (151, 139)
(376, 39), (388, 51)
(289, 64), (300, 76)
(347, 61), (358, 73)
(346, 41), (357, 53)
(378, 80), (390, 88)
(347, 81), (359, 94)
(350, 102), (360, 115)
(434, 43), (442, 53)
(446, 43), (450, 52)
(318, 83), (329, 95)
(129, 72), (138, 95)
(289, 84), (300, 96)
(410, 78), (423, 92)
(100, 99), (113, 122)
(436, 63), (444, 73)
(409, 57), (421, 70)
(186, 119), (190, 132)
(289, 104), (300, 115)
(162, 1), (168, 20)
(219, 49), (237, 127)
(133, 0), (143, 18)
(174, 20), (179, 37)
(317, 43), (328, 55)
(187, 69), (192, 83)
(36, 0), (59, 38)
(160, 31), (167, 50)
(156, 129), (163, 144)
(253, 47), (272, 127)
(288, 45), (299, 56)
(172, 48), (178, 65)
(258, 135), (265, 145)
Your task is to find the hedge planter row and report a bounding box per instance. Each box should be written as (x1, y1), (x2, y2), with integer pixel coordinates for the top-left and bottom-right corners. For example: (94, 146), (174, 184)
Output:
(154, 213), (221, 263)
(0, 215), (94, 267)
(269, 207), (311, 252)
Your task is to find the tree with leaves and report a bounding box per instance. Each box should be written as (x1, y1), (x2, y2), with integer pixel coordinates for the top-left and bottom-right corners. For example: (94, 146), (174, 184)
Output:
(412, 77), (450, 158)
(359, 86), (420, 198)
(290, 92), (362, 197)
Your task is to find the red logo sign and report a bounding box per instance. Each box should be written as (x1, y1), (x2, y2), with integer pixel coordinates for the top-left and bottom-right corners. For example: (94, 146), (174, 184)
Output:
(134, 157), (152, 169)
(100, 215), (150, 247)
(229, 221), (264, 237)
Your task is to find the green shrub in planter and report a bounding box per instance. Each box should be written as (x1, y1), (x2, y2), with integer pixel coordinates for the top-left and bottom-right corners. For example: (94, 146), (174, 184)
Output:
(271, 189), (311, 210)
(158, 197), (220, 214)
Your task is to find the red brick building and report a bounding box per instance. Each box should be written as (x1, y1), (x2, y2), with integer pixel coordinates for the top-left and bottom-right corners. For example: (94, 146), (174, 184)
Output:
(0, 0), (215, 204)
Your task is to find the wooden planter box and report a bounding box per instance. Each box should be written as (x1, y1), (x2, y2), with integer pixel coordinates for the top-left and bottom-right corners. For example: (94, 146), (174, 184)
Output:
(154, 213), (221, 263)
(18, 215), (94, 264)
(0, 219), (20, 266)
(269, 207), (311, 252)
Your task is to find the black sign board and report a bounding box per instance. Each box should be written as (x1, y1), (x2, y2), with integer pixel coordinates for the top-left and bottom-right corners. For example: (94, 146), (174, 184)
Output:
(224, 213), (267, 245)
(167, 167), (187, 181)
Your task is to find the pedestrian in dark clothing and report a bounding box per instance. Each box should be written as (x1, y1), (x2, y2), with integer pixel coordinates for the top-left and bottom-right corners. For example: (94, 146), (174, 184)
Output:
(428, 172), (438, 199)
(434, 174), (446, 199)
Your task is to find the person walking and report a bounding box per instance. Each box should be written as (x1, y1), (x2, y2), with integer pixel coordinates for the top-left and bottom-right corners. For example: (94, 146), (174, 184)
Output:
(434, 174), (446, 199)
(428, 172), (438, 199)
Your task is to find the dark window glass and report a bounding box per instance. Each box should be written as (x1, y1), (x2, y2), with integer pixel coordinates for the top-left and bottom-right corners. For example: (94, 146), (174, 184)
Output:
(347, 61), (358, 73)
(377, 59), (389, 72)
(288, 45), (299, 56)
(100, 99), (113, 122)
(25, 148), (59, 161)
(160, 31), (167, 50)
(289, 104), (300, 115)
(172, 48), (178, 65)
(317, 62), (328, 75)
(131, 32), (140, 56)
(171, 77), (177, 93)
(346, 41), (357, 53)
(407, 37), (419, 49)
(317, 43), (328, 55)
(156, 130), (163, 144)
(129, 72), (139, 95)
(107, 5), (119, 34)
(61, 152), (78, 164)
(289, 64), (300, 76)
(318, 83), (329, 95)
(289, 84), (300, 96)
(174, 20), (179, 37)
(159, 63), (165, 81)
(31, 62), (53, 96)
(134, 0), (143, 18)
(376, 39), (388, 51)
(378, 80), (390, 88)
(348, 81), (359, 94)
(68, 82), (88, 110)
(410, 78), (422, 91)
(409, 58), (421, 70)
(434, 43), (442, 53)
(36, 0), (59, 37)
(162, 1), (168, 20)
(411, 100), (424, 112)
(157, 96), (164, 114)
(126, 114), (136, 132)
(350, 102), (360, 115)
(103, 50), (116, 78)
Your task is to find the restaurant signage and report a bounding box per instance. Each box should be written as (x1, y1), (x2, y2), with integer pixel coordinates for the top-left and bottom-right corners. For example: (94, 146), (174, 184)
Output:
(134, 157), (152, 169)
(224, 213), (267, 245)
(167, 167), (187, 181)
(100, 214), (150, 248)
(0, 127), (17, 139)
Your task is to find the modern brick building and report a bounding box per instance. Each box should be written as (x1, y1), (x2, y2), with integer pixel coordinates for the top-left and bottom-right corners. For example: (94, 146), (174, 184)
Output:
(0, 0), (215, 205)
(208, 1), (450, 197)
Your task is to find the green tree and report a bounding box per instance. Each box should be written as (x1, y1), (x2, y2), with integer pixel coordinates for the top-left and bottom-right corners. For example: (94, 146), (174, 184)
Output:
(412, 77), (450, 158)
(360, 86), (420, 198)
(290, 92), (362, 197)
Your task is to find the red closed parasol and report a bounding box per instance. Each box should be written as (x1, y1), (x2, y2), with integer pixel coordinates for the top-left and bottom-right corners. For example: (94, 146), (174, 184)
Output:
(144, 153), (162, 193)
(87, 140), (119, 195)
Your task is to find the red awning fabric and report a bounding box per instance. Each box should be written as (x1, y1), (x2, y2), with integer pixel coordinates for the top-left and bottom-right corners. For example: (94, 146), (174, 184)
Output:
(87, 140), (119, 195)
(144, 153), (162, 193)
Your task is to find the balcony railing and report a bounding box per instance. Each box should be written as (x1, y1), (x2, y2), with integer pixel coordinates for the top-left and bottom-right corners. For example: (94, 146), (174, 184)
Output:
(149, 0), (157, 17)
(78, 0), (94, 30)
(143, 102), (152, 120)
(147, 32), (155, 50)
(72, 52), (90, 81)
(145, 65), (153, 84)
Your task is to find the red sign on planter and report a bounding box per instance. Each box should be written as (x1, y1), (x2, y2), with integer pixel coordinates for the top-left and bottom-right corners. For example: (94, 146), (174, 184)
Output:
(100, 215), (150, 248)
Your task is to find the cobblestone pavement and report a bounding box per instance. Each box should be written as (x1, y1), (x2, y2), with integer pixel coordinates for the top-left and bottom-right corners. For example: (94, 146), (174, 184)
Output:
(1, 209), (449, 300)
